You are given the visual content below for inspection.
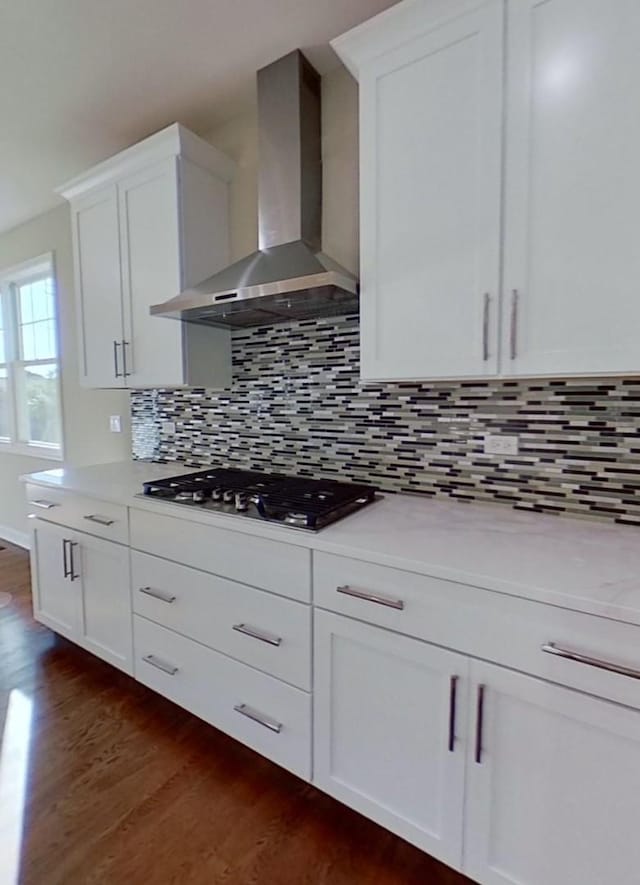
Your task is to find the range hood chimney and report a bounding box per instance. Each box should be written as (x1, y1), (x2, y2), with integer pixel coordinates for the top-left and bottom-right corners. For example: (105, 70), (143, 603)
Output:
(151, 50), (359, 328)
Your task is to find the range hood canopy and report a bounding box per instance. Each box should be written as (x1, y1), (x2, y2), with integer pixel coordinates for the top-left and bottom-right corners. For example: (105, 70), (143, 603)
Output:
(151, 50), (358, 329)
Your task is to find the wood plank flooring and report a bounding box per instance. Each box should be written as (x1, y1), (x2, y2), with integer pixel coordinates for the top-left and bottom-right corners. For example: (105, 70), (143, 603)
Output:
(0, 542), (473, 885)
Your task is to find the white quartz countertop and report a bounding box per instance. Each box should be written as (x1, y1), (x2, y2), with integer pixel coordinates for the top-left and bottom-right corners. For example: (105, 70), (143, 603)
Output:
(23, 460), (640, 625)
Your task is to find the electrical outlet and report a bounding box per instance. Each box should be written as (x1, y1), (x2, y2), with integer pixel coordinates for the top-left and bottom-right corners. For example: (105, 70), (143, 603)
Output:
(484, 434), (519, 455)
(109, 415), (122, 433)
(161, 421), (176, 435)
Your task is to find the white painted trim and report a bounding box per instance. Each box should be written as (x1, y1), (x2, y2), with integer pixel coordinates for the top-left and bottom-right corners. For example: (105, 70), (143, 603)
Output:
(0, 524), (30, 549)
(332, 0), (495, 79)
(57, 123), (235, 201)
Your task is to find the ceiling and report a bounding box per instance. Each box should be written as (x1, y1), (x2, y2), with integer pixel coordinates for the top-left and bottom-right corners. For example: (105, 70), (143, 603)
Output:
(0, 0), (398, 235)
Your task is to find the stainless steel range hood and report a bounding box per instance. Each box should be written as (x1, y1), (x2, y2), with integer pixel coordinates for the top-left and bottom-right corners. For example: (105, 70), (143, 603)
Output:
(151, 50), (358, 329)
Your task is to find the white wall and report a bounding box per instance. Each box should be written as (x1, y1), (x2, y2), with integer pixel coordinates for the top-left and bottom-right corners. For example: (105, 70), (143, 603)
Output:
(0, 204), (130, 545)
(205, 65), (359, 272)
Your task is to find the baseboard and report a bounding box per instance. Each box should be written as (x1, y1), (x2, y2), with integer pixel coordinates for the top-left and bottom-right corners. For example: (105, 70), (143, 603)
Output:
(0, 525), (30, 550)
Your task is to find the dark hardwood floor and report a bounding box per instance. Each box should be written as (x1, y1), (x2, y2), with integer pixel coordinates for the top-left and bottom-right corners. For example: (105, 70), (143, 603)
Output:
(0, 542), (473, 885)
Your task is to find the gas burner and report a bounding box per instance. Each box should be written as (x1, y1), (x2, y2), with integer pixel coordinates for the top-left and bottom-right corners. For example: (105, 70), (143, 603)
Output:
(175, 490), (198, 503)
(284, 512), (311, 527)
(141, 467), (378, 530)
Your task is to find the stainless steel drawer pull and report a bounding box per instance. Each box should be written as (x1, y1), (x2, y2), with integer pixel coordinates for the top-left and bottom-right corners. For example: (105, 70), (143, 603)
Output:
(510, 289), (519, 360)
(69, 541), (79, 582)
(541, 642), (640, 681)
(62, 538), (71, 579)
(482, 292), (490, 361)
(336, 584), (405, 611)
(448, 675), (459, 753)
(142, 654), (178, 676)
(121, 340), (131, 378)
(233, 623), (282, 647)
(475, 684), (486, 764)
(29, 499), (58, 510)
(113, 340), (122, 378)
(233, 703), (282, 734)
(83, 514), (115, 527)
(139, 586), (176, 604)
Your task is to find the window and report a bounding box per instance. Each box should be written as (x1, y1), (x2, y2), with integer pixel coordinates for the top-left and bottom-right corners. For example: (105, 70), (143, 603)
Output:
(0, 254), (63, 457)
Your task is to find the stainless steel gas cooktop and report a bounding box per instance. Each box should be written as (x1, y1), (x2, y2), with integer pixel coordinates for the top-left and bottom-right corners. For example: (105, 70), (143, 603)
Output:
(140, 467), (378, 530)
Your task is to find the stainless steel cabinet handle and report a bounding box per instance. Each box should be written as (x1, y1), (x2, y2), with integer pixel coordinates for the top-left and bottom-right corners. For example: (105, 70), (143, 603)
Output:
(138, 586), (176, 604)
(113, 340), (122, 378)
(62, 538), (71, 579)
(475, 684), (486, 764)
(29, 499), (58, 510)
(510, 289), (519, 360)
(69, 541), (79, 582)
(448, 675), (458, 752)
(482, 293), (490, 361)
(233, 703), (282, 734)
(142, 654), (178, 676)
(336, 584), (405, 611)
(232, 623), (282, 647)
(121, 340), (130, 378)
(541, 642), (640, 681)
(83, 514), (115, 527)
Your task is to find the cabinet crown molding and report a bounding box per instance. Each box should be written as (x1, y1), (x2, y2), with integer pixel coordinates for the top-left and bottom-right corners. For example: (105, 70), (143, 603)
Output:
(332, 0), (495, 79)
(56, 122), (236, 202)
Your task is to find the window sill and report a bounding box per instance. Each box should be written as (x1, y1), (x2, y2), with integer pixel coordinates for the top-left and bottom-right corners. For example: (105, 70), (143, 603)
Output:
(0, 441), (63, 461)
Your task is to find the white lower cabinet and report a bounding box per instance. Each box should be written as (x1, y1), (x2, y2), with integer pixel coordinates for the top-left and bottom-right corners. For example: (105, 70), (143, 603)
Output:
(464, 661), (640, 885)
(313, 610), (469, 868)
(31, 520), (132, 673)
(133, 615), (311, 780)
(29, 489), (640, 884)
(31, 521), (79, 640)
(74, 532), (132, 673)
(131, 551), (311, 690)
(314, 607), (640, 884)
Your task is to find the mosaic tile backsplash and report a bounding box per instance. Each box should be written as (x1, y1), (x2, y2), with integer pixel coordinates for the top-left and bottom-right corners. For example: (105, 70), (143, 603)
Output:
(131, 315), (640, 525)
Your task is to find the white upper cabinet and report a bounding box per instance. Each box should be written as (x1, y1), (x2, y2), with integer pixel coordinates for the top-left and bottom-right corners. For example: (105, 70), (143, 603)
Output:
(59, 124), (235, 389)
(334, 0), (640, 379)
(334, 0), (504, 380)
(503, 0), (640, 375)
(71, 186), (125, 388)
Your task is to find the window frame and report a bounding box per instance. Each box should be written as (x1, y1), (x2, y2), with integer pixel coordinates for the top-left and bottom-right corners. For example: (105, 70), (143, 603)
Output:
(0, 253), (64, 460)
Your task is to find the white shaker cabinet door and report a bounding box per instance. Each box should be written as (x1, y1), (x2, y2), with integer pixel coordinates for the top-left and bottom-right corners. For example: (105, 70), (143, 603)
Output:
(31, 521), (80, 639)
(358, 0), (503, 380)
(464, 660), (640, 885)
(118, 158), (186, 388)
(75, 532), (132, 674)
(313, 610), (469, 869)
(503, 0), (640, 375)
(71, 186), (126, 388)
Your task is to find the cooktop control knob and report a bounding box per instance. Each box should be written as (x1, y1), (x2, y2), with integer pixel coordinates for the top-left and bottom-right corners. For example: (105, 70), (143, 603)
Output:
(211, 487), (223, 502)
(234, 492), (249, 512)
(222, 489), (235, 504)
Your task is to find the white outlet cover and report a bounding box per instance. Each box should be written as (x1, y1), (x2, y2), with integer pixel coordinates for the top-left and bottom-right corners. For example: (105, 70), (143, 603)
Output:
(161, 421), (176, 435)
(484, 434), (519, 455)
(109, 415), (122, 433)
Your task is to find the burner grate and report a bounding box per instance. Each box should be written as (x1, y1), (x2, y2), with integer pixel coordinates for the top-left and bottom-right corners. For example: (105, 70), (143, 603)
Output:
(260, 479), (375, 516)
(142, 466), (378, 529)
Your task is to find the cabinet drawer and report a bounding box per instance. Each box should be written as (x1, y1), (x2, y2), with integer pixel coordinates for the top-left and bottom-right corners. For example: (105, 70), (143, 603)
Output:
(130, 508), (311, 602)
(25, 483), (128, 545)
(314, 552), (640, 710)
(133, 616), (311, 780)
(132, 551), (311, 690)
